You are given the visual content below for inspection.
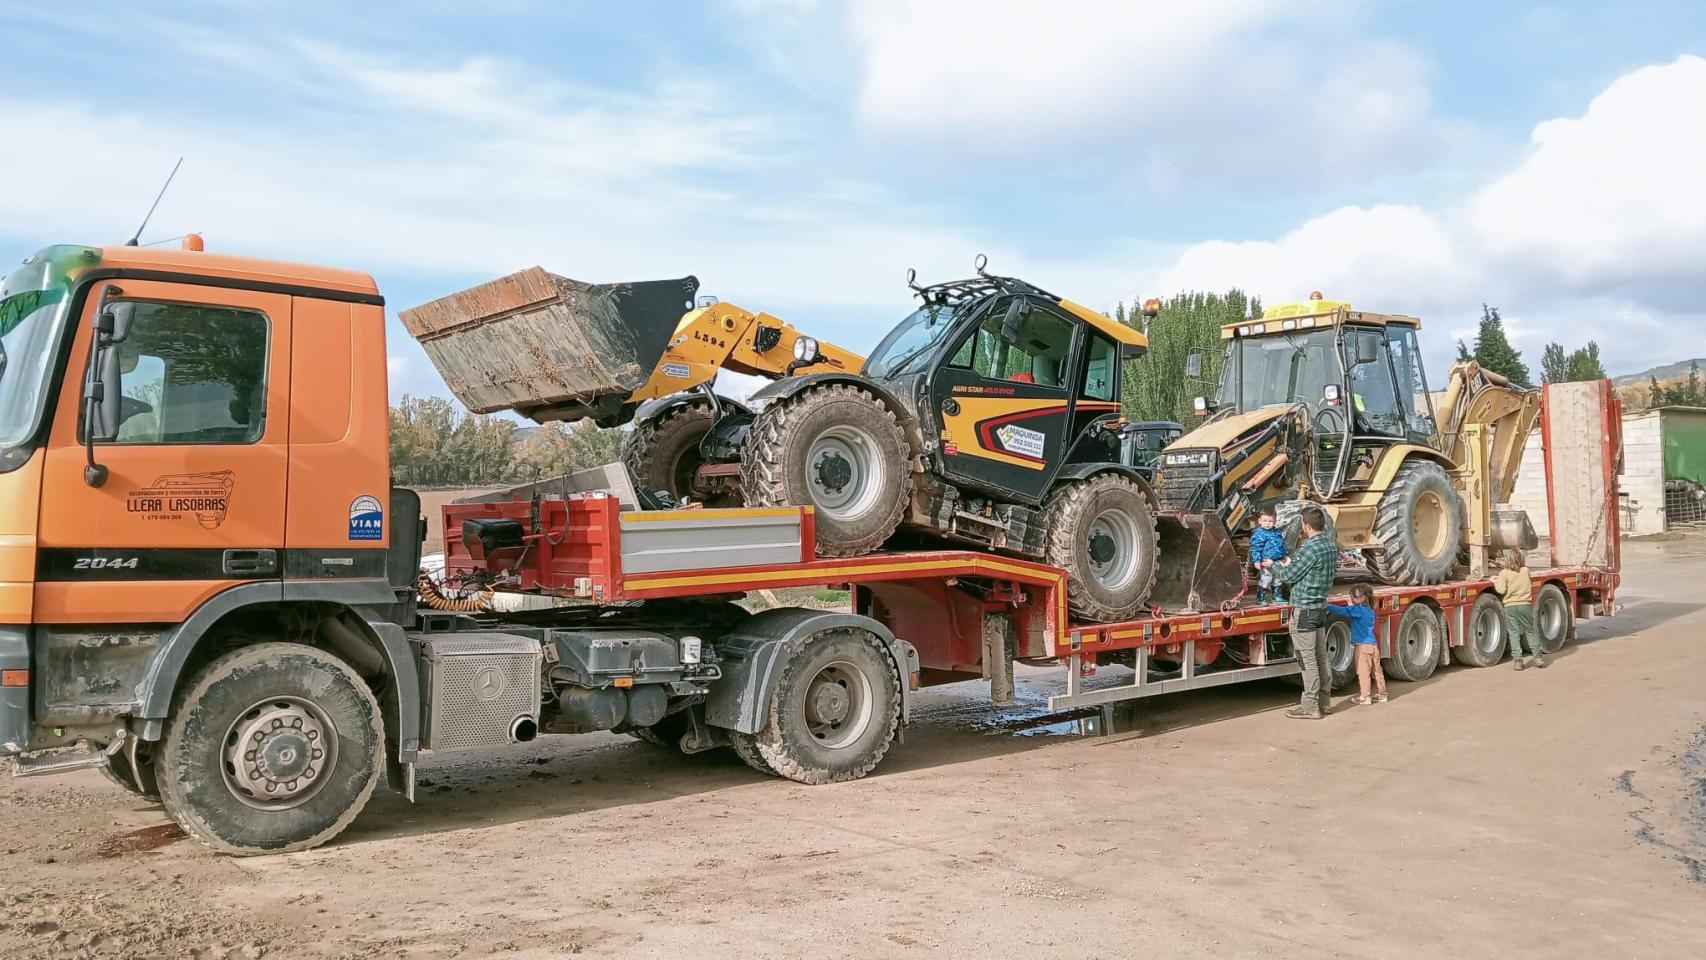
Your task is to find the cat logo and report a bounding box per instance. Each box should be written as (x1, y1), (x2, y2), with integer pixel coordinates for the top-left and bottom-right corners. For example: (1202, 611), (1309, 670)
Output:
(124, 471), (235, 529)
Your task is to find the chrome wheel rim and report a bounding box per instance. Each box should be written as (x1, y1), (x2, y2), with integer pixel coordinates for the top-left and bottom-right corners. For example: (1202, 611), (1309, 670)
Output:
(1473, 603), (1505, 657)
(222, 696), (337, 811)
(1087, 506), (1142, 589)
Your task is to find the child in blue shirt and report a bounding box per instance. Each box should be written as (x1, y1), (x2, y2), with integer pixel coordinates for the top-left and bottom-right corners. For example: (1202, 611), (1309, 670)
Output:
(1248, 507), (1288, 604)
(1328, 583), (1386, 705)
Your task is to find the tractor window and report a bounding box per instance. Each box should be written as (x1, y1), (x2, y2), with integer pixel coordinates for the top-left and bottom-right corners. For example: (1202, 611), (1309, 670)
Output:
(966, 305), (1074, 389)
(1346, 331), (1405, 438)
(106, 302), (269, 445)
(1082, 335), (1116, 401)
(1386, 326), (1436, 438)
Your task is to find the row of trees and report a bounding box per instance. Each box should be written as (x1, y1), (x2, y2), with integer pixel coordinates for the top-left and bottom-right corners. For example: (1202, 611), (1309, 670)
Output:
(389, 395), (623, 488)
(1453, 305), (1606, 388)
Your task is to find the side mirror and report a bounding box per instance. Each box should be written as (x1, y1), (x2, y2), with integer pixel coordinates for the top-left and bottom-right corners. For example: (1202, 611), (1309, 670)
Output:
(1184, 350), (1203, 379)
(999, 297), (1028, 344)
(84, 343), (123, 442)
(1354, 330), (1379, 365)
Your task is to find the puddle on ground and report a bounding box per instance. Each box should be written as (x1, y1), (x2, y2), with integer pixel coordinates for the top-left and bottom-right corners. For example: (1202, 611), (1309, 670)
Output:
(96, 822), (186, 858)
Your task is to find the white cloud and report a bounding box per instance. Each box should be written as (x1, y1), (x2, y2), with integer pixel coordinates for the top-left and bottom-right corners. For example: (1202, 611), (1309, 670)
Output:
(844, 0), (1443, 189)
(1135, 55), (1706, 377)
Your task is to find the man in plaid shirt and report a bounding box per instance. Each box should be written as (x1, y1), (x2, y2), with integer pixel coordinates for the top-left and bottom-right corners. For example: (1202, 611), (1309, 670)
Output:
(1265, 505), (1339, 719)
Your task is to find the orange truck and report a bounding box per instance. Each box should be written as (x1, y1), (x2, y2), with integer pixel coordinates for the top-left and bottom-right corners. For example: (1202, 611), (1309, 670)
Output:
(0, 241), (1623, 855)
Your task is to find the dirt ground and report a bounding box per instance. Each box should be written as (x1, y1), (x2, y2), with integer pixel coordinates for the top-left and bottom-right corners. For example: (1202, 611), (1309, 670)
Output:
(4, 540), (1704, 959)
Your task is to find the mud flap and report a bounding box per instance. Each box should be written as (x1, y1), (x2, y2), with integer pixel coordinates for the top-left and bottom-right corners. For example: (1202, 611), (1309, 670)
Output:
(400, 268), (700, 423)
(1152, 511), (1248, 613)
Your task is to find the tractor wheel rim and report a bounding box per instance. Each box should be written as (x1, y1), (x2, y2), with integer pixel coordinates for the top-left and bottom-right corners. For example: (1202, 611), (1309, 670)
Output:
(1473, 605), (1504, 655)
(803, 660), (873, 749)
(807, 425), (881, 520)
(222, 696), (337, 811)
(1412, 490), (1449, 560)
(1087, 506), (1141, 589)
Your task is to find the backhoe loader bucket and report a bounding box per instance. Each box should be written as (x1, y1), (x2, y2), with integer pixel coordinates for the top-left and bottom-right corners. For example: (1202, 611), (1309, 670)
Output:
(1150, 511), (1249, 613)
(400, 267), (700, 424)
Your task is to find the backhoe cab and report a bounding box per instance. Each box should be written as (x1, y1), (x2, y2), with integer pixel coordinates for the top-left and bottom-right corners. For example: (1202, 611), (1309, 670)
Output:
(1153, 295), (1475, 610)
(739, 262), (1165, 620)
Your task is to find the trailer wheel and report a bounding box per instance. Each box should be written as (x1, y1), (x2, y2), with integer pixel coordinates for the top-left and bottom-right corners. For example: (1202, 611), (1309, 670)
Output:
(157, 643), (383, 856)
(1044, 473), (1159, 621)
(1282, 615), (1356, 692)
(1366, 460), (1462, 586)
(1382, 603), (1442, 682)
(753, 628), (901, 784)
(623, 401), (741, 508)
(1452, 592), (1506, 667)
(741, 384), (910, 557)
(728, 731), (780, 777)
(1534, 582), (1573, 654)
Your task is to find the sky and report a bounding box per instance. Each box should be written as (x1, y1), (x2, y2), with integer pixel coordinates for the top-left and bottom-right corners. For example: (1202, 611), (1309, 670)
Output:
(3, 1), (1705, 404)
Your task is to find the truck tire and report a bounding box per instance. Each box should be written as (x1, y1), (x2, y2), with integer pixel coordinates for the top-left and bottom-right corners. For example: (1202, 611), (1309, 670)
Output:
(728, 731), (780, 777)
(752, 628), (901, 784)
(1283, 615), (1357, 691)
(1044, 474), (1158, 621)
(101, 747), (160, 802)
(157, 643), (383, 856)
(1452, 592), (1506, 667)
(629, 711), (692, 750)
(1366, 460), (1461, 586)
(1534, 582), (1573, 654)
(623, 401), (740, 508)
(742, 384), (910, 557)
(1382, 603), (1442, 682)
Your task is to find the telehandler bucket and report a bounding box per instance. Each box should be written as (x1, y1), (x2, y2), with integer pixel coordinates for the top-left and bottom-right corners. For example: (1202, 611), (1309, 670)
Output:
(400, 267), (700, 424)
(1149, 511), (1249, 613)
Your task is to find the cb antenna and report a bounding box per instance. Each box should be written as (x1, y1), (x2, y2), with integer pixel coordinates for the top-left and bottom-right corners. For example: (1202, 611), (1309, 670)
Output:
(126, 157), (184, 247)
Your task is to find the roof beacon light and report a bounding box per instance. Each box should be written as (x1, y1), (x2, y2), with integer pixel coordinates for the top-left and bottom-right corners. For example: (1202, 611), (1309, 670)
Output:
(182, 233), (204, 252)
(1309, 290), (1324, 300)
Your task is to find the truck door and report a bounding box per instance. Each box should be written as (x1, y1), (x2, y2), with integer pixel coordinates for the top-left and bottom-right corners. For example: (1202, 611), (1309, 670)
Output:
(34, 279), (291, 625)
(930, 298), (1082, 503)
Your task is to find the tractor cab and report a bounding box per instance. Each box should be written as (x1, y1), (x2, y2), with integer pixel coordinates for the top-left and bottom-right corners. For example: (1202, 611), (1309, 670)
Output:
(1208, 296), (1438, 500)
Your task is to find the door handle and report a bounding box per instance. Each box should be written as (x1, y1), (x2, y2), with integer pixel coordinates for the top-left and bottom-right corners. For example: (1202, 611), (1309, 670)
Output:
(223, 549), (278, 577)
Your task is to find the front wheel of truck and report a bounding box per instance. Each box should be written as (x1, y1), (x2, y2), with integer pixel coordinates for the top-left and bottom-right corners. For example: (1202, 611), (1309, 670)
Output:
(753, 628), (900, 784)
(158, 643), (383, 856)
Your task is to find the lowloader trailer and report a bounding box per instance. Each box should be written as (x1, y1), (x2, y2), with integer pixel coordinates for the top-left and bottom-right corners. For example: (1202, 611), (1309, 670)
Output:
(0, 242), (1621, 855)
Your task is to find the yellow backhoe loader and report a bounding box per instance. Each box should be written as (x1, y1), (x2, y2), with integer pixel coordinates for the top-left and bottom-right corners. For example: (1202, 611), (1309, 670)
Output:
(1148, 294), (1540, 612)
(400, 268), (863, 506)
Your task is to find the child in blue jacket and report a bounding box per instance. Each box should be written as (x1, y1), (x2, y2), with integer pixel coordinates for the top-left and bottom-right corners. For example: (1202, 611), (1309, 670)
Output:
(1248, 507), (1288, 604)
(1329, 583), (1386, 705)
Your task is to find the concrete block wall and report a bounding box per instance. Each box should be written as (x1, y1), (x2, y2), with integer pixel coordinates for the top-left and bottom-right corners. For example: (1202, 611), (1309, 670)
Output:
(1620, 410), (1667, 536)
(1509, 430), (1551, 537)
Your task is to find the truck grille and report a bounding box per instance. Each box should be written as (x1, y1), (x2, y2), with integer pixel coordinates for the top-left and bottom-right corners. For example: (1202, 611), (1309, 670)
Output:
(1155, 464), (1216, 512)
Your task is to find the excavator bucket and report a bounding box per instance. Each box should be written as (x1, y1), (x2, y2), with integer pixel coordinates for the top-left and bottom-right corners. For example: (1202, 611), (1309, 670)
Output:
(400, 267), (700, 424)
(1150, 511), (1249, 613)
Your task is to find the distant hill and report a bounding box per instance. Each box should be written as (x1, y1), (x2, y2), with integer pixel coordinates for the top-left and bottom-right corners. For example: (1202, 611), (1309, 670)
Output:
(1613, 358), (1705, 386)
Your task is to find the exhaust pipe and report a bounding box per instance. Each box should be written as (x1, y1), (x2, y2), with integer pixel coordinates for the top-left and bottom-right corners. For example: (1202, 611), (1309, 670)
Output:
(509, 715), (539, 744)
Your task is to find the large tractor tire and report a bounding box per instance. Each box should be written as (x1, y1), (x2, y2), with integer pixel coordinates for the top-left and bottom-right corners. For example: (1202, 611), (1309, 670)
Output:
(1452, 592), (1507, 667)
(749, 629), (901, 784)
(157, 643), (383, 856)
(1044, 473), (1159, 622)
(623, 401), (741, 508)
(1382, 602), (1443, 682)
(741, 384), (911, 557)
(1366, 459), (1462, 586)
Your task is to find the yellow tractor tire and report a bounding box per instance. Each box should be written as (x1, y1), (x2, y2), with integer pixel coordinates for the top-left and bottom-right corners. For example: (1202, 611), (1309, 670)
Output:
(741, 383), (911, 557)
(1044, 473), (1159, 622)
(1366, 459), (1462, 586)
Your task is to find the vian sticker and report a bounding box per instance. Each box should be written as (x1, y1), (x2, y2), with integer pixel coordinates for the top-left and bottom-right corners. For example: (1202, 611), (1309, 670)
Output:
(995, 424), (1047, 459)
(349, 495), (384, 541)
(125, 471), (235, 529)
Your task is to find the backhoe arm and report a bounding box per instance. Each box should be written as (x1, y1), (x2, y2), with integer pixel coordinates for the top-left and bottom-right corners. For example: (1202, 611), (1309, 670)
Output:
(628, 301), (865, 405)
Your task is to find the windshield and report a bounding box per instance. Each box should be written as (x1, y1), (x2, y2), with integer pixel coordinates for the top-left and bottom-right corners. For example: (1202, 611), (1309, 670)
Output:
(864, 301), (968, 378)
(0, 245), (101, 462)
(1217, 328), (1340, 411)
